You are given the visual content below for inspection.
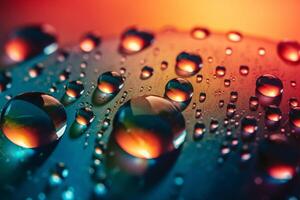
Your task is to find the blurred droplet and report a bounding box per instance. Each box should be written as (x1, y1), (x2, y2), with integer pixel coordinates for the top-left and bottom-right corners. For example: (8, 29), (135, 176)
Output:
(175, 52), (203, 77)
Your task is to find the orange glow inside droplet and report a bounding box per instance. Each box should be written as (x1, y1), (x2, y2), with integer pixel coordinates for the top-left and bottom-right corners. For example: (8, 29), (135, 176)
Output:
(122, 35), (144, 52)
(285, 49), (300, 62)
(98, 82), (115, 94)
(292, 118), (300, 127)
(166, 88), (189, 102)
(177, 59), (197, 73)
(3, 126), (40, 148)
(192, 29), (208, 39)
(115, 128), (162, 159)
(80, 38), (95, 52)
(227, 32), (242, 42)
(258, 85), (281, 97)
(66, 89), (77, 98)
(243, 125), (255, 134)
(5, 38), (29, 62)
(267, 113), (281, 122)
(76, 115), (88, 126)
(268, 165), (294, 180)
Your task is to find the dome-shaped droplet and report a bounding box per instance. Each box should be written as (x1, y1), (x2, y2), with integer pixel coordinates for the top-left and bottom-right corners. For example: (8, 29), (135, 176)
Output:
(215, 66), (226, 77)
(140, 66), (153, 80)
(111, 95), (186, 159)
(239, 65), (249, 76)
(119, 28), (154, 55)
(61, 80), (84, 105)
(277, 41), (300, 64)
(289, 107), (300, 131)
(79, 32), (101, 53)
(92, 71), (124, 106)
(256, 74), (283, 98)
(175, 52), (203, 77)
(70, 107), (95, 138)
(265, 105), (282, 130)
(5, 24), (58, 62)
(164, 78), (193, 111)
(0, 92), (66, 148)
(226, 103), (236, 118)
(193, 122), (206, 141)
(249, 96), (259, 111)
(241, 116), (257, 141)
(227, 31), (243, 42)
(190, 27), (210, 40)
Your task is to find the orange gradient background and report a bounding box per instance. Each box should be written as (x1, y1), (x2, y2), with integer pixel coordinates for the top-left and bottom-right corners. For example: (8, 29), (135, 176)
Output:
(0, 0), (300, 46)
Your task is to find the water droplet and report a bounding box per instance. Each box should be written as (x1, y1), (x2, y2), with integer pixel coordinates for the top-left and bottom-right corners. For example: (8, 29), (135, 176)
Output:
(190, 27), (210, 40)
(215, 66), (226, 77)
(119, 28), (154, 55)
(258, 135), (299, 184)
(289, 97), (298, 108)
(241, 116), (257, 141)
(140, 66), (154, 80)
(239, 65), (249, 76)
(265, 105), (282, 130)
(226, 103), (236, 118)
(258, 47), (266, 56)
(224, 79), (231, 87)
(277, 41), (300, 64)
(289, 107), (300, 131)
(161, 61), (168, 70)
(79, 32), (101, 52)
(61, 80), (84, 105)
(0, 92), (66, 148)
(0, 72), (12, 92)
(61, 187), (75, 200)
(5, 24), (57, 62)
(70, 107), (95, 138)
(28, 63), (44, 78)
(227, 31), (242, 42)
(59, 69), (71, 82)
(92, 71), (124, 106)
(225, 47), (233, 55)
(249, 96), (259, 111)
(196, 74), (203, 83)
(290, 81), (297, 87)
(199, 92), (206, 103)
(111, 95), (186, 159)
(164, 78), (193, 111)
(209, 119), (219, 133)
(230, 91), (238, 102)
(256, 74), (283, 106)
(193, 122), (206, 140)
(175, 52), (203, 77)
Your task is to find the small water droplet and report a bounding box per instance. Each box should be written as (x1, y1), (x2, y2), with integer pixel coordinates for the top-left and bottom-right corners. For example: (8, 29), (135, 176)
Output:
(265, 105), (282, 130)
(175, 52), (203, 77)
(140, 66), (154, 80)
(193, 122), (206, 140)
(79, 32), (101, 53)
(227, 31), (242, 42)
(215, 66), (226, 77)
(161, 60), (168, 70)
(0, 71), (12, 92)
(119, 28), (154, 55)
(70, 107), (95, 138)
(258, 47), (266, 56)
(164, 78), (193, 111)
(190, 27), (210, 40)
(239, 65), (249, 76)
(241, 116), (258, 141)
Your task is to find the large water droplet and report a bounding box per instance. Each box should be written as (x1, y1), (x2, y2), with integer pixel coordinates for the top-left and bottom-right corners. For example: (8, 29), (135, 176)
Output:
(175, 52), (203, 77)
(277, 41), (300, 64)
(0, 92), (66, 148)
(5, 24), (58, 62)
(111, 95), (186, 159)
(119, 28), (154, 55)
(227, 31), (243, 42)
(164, 78), (193, 110)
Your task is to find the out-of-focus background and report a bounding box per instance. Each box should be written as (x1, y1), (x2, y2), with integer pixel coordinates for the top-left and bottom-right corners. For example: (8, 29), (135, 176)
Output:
(0, 0), (300, 46)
